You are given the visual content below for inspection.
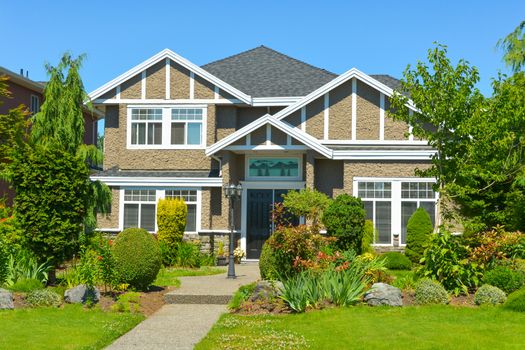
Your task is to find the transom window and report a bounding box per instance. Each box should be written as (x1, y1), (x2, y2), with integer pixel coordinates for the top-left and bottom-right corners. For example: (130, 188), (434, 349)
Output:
(401, 182), (435, 199)
(171, 109), (203, 145)
(130, 109), (162, 145)
(247, 157), (301, 180)
(165, 189), (198, 232)
(358, 182), (391, 199)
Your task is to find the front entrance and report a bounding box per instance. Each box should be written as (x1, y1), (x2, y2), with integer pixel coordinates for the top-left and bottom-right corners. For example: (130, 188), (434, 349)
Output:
(246, 189), (289, 259)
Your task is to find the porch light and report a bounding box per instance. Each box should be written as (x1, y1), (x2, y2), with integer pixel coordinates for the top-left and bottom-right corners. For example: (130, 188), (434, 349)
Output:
(223, 183), (242, 279)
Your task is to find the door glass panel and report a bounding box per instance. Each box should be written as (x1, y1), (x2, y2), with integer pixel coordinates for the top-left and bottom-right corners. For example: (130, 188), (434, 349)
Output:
(375, 202), (391, 244)
(123, 204), (139, 228)
(401, 202), (418, 244)
(140, 204), (156, 232)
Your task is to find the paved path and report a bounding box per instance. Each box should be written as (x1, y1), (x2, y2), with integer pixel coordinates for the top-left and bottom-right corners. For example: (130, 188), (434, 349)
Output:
(107, 263), (260, 350)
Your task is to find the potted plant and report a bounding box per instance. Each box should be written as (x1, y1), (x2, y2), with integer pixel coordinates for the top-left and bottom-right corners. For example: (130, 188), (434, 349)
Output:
(233, 247), (245, 264)
(216, 241), (227, 266)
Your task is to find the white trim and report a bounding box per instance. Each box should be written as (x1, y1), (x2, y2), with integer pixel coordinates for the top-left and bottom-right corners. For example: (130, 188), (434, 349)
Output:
(88, 48), (251, 104)
(323, 93), (329, 140)
(246, 133), (251, 146)
(332, 149), (435, 160)
(379, 93), (385, 141)
(354, 177), (437, 182)
(225, 145), (308, 151)
(165, 58), (170, 100)
(93, 98), (240, 105)
(214, 85), (219, 100)
(116, 85), (121, 100)
(252, 96), (302, 106)
(351, 78), (357, 140)
(141, 71), (146, 99)
(244, 155), (303, 181)
(266, 124), (271, 146)
(320, 140), (429, 146)
(92, 176), (222, 187)
(118, 188), (125, 231)
(189, 71), (195, 100)
(408, 110), (414, 141)
(300, 106), (306, 132)
(286, 135), (291, 145)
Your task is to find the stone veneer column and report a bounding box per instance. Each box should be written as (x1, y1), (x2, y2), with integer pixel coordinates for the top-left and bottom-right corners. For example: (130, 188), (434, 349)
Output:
(305, 151), (315, 189)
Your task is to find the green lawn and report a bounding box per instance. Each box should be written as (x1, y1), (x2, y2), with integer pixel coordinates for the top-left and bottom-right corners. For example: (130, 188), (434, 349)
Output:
(0, 304), (144, 350)
(196, 306), (525, 350)
(154, 266), (226, 287)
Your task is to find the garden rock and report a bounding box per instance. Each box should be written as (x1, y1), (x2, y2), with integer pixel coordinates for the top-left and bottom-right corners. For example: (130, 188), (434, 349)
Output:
(64, 285), (100, 304)
(250, 280), (284, 301)
(0, 288), (14, 310)
(364, 283), (403, 307)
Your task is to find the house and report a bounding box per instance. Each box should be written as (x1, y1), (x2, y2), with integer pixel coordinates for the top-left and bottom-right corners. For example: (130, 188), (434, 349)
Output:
(0, 66), (102, 205)
(90, 46), (437, 258)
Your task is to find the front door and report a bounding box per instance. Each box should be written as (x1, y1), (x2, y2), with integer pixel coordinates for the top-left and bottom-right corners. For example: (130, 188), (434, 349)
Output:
(246, 189), (292, 259)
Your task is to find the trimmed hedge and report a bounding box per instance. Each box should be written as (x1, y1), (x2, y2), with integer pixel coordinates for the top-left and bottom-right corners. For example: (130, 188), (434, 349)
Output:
(503, 287), (525, 312)
(483, 266), (525, 294)
(405, 207), (433, 264)
(474, 285), (507, 306)
(415, 278), (450, 305)
(382, 252), (412, 270)
(157, 198), (187, 247)
(112, 228), (162, 290)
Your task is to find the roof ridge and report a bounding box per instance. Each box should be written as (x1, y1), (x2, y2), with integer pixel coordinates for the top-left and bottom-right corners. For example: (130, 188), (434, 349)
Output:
(202, 45), (337, 77)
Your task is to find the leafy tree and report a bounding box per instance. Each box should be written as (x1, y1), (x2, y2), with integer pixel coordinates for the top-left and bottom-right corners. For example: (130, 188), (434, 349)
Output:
(405, 207), (434, 264)
(322, 194), (366, 252)
(497, 20), (525, 73)
(282, 188), (330, 229)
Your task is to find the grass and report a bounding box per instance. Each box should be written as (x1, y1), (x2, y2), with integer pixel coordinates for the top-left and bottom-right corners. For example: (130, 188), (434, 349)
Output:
(153, 266), (226, 287)
(196, 306), (525, 350)
(0, 304), (144, 350)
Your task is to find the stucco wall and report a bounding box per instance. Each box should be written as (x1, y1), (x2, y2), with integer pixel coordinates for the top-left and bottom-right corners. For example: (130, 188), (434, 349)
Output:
(356, 80), (380, 140)
(146, 61), (165, 99)
(120, 73), (142, 99)
(96, 187), (120, 229)
(305, 97), (325, 139)
(328, 81), (353, 140)
(194, 75), (215, 99)
(170, 61), (190, 99)
(384, 97), (408, 140)
(315, 160), (344, 197)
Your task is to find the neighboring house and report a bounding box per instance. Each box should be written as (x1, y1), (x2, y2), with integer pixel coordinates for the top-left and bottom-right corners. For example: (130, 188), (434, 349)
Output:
(0, 66), (102, 205)
(90, 46), (437, 258)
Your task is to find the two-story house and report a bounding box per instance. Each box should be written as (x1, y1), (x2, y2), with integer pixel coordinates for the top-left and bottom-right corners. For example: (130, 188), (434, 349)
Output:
(90, 46), (437, 258)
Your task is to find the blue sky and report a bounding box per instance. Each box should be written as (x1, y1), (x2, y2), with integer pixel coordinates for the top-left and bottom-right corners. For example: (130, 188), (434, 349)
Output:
(2, 0), (524, 134)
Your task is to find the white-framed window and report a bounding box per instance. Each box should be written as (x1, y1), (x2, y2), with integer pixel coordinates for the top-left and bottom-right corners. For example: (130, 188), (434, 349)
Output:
(127, 106), (207, 149)
(245, 155), (302, 181)
(30, 95), (40, 114)
(123, 189), (157, 231)
(165, 189), (198, 232)
(354, 178), (437, 246)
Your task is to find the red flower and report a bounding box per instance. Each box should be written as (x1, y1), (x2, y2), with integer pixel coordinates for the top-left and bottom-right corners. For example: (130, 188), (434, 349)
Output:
(97, 256), (103, 261)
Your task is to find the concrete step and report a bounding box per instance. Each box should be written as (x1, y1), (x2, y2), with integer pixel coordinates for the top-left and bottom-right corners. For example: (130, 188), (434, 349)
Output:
(164, 292), (232, 305)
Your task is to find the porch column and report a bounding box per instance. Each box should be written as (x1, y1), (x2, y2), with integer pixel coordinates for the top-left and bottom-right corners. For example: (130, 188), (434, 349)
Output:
(305, 150), (315, 189)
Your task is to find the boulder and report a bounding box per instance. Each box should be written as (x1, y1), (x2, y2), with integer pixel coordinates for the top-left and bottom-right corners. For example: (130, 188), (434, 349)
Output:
(250, 280), (284, 302)
(0, 288), (14, 310)
(364, 283), (403, 307)
(64, 285), (100, 304)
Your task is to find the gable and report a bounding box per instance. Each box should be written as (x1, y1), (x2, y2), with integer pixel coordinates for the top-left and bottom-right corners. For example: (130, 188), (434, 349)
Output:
(89, 49), (251, 103)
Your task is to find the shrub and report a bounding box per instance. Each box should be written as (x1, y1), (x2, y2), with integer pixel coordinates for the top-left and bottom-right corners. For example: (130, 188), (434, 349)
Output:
(282, 188), (330, 228)
(382, 252), (412, 270)
(420, 230), (482, 295)
(322, 194), (366, 252)
(483, 266), (525, 294)
(414, 278), (450, 305)
(405, 207), (433, 264)
(111, 292), (141, 313)
(157, 198), (187, 248)
(392, 271), (419, 291)
(474, 285), (507, 305)
(467, 227), (525, 268)
(26, 289), (62, 307)
(503, 287), (525, 312)
(175, 241), (202, 268)
(77, 248), (99, 288)
(9, 278), (44, 292)
(0, 239), (7, 285)
(361, 220), (375, 254)
(112, 228), (162, 290)
(259, 243), (278, 280)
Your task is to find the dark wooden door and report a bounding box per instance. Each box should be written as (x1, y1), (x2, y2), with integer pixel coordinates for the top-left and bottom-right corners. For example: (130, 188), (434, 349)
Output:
(246, 189), (273, 259)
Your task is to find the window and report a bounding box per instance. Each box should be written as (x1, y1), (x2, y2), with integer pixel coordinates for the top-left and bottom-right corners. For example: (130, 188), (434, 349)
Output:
(123, 189), (156, 231)
(165, 189), (198, 232)
(358, 182), (392, 244)
(171, 109), (203, 145)
(400, 182), (436, 244)
(130, 109), (162, 145)
(247, 157), (300, 179)
(30, 95), (40, 114)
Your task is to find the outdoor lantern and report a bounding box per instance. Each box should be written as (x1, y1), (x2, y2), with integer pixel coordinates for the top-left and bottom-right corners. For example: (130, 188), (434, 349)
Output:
(235, 184), (242, 197)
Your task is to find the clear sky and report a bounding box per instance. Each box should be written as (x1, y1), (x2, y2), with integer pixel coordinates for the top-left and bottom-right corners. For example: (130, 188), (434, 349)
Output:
(2, 0), (524, 133)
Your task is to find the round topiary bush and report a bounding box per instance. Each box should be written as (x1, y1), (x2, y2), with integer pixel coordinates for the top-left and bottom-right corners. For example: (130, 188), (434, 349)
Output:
(503, 287), (525, 312)
(415, 278), (450, 305)
(483, 266), (525, 294)
(474, 284), (507, 305)
(112, 228), (162, 290)
(405, 207), (433, 264)
(259, 242), (278, 280)
(381, 252), (412, 270)
(26, 289), (62, 307)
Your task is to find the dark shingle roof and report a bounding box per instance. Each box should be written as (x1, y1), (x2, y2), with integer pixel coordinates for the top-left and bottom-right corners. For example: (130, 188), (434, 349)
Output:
(369, 74), (402, 91)
(202, 46), (337, 98)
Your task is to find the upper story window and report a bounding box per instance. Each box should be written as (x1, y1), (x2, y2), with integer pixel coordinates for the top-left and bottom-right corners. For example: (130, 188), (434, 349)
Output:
(30, 95), (40, 114)
(131, 109), (162, 145)
(171, 109), (203, 145)
(128, 106), (206, 149)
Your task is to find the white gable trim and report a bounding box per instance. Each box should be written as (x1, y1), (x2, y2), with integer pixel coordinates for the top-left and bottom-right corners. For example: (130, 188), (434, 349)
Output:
(89, 49), (252, 104)
(274, 68), (418, 122)
(205, 114), (332, 158)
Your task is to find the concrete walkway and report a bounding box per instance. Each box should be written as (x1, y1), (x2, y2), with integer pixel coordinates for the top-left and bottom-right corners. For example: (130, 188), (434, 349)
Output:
(106, 263), (260, 350)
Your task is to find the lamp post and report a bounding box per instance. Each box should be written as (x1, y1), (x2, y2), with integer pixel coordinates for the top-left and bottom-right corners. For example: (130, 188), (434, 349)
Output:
(223, 183), (242, 279)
